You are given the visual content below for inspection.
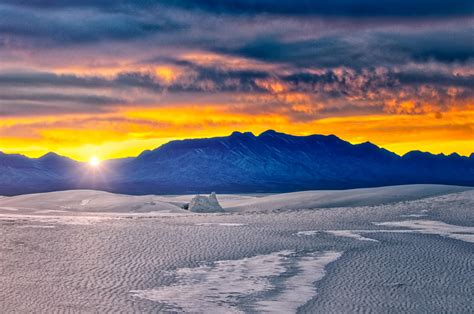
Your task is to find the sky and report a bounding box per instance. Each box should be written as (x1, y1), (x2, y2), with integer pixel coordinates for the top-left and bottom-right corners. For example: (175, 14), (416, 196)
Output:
(0, 0), (473, 161)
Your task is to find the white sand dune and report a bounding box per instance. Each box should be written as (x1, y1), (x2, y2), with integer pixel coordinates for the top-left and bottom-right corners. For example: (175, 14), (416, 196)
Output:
(0, 190), (187, 214)
(222, 184), (472, 212)
(0, 184), (471, 216)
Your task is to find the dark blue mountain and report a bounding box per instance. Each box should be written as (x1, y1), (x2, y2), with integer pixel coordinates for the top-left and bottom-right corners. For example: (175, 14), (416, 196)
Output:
(1, 130), (473, 195)
(0, 152), (80, 195)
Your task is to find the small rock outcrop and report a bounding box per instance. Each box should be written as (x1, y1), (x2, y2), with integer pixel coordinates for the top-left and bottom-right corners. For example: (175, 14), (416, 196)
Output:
(188, 192), (223, 213)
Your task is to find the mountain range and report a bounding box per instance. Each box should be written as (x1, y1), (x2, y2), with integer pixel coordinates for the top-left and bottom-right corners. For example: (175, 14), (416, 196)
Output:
(1, 130), (473, 195)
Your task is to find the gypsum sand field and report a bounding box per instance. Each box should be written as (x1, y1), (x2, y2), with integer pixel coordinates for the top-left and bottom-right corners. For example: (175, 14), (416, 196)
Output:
(0, 184), (473, 313)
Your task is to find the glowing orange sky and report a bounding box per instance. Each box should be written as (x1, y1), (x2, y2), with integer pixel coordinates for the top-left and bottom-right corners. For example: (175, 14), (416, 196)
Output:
(0, 2), (473, 161)
(1, 105), (472, 161)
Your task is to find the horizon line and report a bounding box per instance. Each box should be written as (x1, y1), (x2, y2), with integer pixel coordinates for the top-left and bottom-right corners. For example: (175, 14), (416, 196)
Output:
(1, 129), (473, 162)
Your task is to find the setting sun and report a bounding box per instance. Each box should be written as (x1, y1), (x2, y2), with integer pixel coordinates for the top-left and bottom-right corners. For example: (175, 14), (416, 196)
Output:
(89, 156), (101, 167)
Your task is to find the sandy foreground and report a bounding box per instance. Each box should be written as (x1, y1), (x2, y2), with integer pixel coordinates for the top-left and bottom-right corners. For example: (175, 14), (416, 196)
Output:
(0, 184), (473, 312)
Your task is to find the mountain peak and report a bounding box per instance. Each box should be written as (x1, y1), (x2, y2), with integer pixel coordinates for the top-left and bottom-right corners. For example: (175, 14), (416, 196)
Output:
(38, 152), (62, 159)
(259, 129), (285, 138)
(38, 152), (74, 162)
(355, 141), (376, 148)
(403, 150), (427, 157)
(230, 131), (255, 138)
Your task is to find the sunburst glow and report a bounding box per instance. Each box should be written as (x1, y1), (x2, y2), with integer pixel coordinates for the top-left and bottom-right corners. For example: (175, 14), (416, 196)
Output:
(89, 156), (101, 167)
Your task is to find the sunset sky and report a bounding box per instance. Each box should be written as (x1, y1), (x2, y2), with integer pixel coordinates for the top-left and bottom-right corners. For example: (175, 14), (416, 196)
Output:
(0, 0), (473, 161)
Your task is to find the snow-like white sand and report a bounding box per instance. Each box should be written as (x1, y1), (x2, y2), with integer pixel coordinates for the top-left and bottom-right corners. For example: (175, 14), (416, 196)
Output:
(0, 184), (470, 217)
(0, 190), (188, 214)
(375, 220), (474, 244)
(297, 230), (379, 242)
(131, 250), (342, 312)
(298, 220), (474, 244)
(196, 223), (247, 226)
(222, 184), (471, 212)
(254, 251), (342, 313)
(131, 250), (291, 312)
(296, 230), (320, 236)
(1, 185), (473, 312)
(326, 230), (380, 242)
(400, 213), (427, 218)
(0, 213), (111, 225)
(0, 207), (18, 211)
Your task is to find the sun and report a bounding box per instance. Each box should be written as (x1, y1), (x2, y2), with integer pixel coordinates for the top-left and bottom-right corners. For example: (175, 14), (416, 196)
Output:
(89, 156), (101, 167)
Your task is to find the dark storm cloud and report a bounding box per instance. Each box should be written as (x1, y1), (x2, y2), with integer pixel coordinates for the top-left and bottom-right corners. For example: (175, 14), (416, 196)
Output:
(0, 92), (125, 105)
(167, 0), (474, 17)
(0, 67), (270, 93)
(0, 0), (128, 9)
(1, 0), (473, 119)
(1, 1), (472, 64)
(377, 30), (474, 63)
(0, 72), (111, 88)
(222, 36), (365, 68)
(220, 28), (474, 68)
(4, 0), (473, 17)
(0, 100), (115, 116)
(169, 65), (270, 92)
(281, 68), (474, 90)
(394, 70), (474, 88)
(0, 4), (182, 45)
(0, 88), (128, 116)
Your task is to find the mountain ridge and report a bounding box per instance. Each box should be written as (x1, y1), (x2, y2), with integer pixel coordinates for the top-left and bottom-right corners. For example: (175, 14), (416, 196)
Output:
(1, 130), (473, 195)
